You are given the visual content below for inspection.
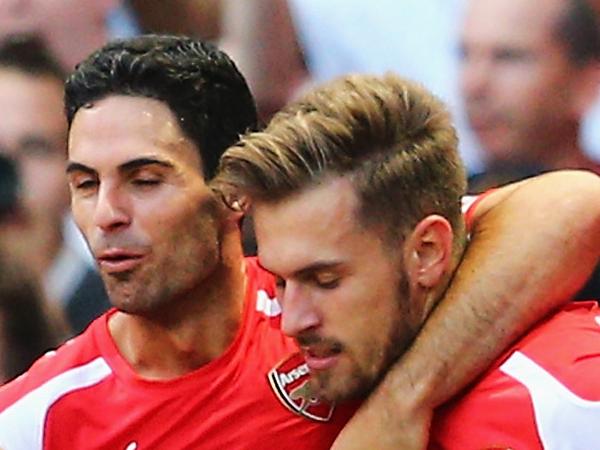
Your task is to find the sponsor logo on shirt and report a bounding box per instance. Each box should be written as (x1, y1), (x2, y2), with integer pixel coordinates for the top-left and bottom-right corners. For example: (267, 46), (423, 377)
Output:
(268, 352), (335, 422)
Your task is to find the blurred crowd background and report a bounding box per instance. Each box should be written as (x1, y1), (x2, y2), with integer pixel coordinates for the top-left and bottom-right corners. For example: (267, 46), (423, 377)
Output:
(0, 0), (599, 384)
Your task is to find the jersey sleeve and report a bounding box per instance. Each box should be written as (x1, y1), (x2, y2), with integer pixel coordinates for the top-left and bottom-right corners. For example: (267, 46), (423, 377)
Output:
(461, 190), (496, 232)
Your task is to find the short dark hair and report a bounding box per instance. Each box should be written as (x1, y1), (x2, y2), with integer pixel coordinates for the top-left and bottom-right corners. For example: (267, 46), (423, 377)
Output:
(556, 0), (600, 64)
(64, 34), (258, 179)
(0, 33), (65, 81)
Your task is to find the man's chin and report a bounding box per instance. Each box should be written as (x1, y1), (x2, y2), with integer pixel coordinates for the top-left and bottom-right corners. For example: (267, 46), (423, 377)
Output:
(310, 374), (372, 404)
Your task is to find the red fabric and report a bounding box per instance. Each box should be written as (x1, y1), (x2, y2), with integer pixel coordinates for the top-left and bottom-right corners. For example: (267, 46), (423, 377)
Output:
(0, 257), (355, 449)
(430, 302), (600, 449)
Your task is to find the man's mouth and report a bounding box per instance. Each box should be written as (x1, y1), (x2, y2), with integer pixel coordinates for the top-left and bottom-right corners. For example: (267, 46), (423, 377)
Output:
(301, 344), (343, 372)
(96, 249), (146, 274)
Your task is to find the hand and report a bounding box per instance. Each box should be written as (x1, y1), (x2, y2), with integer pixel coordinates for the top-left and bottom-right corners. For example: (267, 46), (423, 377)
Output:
(330, 384), (432, 450)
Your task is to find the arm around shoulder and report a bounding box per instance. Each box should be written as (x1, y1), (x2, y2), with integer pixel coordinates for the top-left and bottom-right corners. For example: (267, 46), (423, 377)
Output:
(332, 170), (600, 450)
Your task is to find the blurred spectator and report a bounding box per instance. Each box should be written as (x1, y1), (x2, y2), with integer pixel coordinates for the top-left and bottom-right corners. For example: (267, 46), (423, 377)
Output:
(129, 0), (221, 41)
(460, 0), (600, 191)
(220, 0), (310, 123)
(460, 0), (600, 299)
(0, 35), (109, 334)
(218, 0), (600, 175)
(0, 154), (62, 384)
(219, 0), (485, 170)
(0, 251), (62, 384)
(0, 149), (19, 221)
(0, 0), (138, 71)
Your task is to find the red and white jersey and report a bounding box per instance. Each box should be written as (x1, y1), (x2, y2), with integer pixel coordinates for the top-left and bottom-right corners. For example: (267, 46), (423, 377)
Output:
(0, 257), (355, 450)
(430, 301), (600, 449)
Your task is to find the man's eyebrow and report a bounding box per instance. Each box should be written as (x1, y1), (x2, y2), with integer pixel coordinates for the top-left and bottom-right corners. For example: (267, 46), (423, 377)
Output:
(118, 157), (175, 173)
(66, 161), (95, 175)
(295, 261), (341, 278)
(65, 158), (175, 176)
(257, 258), (340, 278)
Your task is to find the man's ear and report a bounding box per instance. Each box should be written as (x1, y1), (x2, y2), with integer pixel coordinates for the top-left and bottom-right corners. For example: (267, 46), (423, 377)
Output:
(213, 187), (247, 226)
(403, 215), (454, 289)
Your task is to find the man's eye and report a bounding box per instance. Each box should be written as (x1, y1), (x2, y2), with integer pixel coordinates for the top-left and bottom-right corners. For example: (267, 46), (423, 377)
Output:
(74, 179), (98, 190)
(315, 276), (340, 289)
(132, 178), (161, 186)
(493, 48), (532, 63)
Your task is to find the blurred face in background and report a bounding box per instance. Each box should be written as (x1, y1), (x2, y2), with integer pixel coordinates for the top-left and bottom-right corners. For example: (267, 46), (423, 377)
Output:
(0, 0), (117, 70)
(460, 0), (593, 165)
(0, 67), (68, 226)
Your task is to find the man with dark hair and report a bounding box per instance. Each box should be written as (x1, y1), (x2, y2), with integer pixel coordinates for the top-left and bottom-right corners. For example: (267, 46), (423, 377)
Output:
(217, 73), (600, 449)
(64, 35), (257, 180)
(0, 34), (110, 333)
(0, 35), (598, 449)
(0, 34), (355, 449)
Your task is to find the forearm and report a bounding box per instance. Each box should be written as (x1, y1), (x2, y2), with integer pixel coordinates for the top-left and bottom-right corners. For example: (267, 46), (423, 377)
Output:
(389, 170), (600, 408)
(332, 171), (600, 450)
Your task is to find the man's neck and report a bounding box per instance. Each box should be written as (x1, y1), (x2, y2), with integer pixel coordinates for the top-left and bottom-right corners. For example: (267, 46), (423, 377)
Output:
(108, 224), (247, 380)
(545, 148), (600, 173)
(500, 129), (599, 173)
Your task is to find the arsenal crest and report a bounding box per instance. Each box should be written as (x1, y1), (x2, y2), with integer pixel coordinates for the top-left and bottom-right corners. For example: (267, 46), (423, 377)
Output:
(268, 352), (335, 422)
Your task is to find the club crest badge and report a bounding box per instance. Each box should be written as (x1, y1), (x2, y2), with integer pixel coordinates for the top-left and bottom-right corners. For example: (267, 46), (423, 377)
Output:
(268, 352), (335, 422)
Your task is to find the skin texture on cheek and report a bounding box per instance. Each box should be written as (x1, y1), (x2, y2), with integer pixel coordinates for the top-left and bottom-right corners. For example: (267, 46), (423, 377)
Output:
(310, 273), (415, 403)
(103, 193), (222, 317)
(67, 95), (222, 319)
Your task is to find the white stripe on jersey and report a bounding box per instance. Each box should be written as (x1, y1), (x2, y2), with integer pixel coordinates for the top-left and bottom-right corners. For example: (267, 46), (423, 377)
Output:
(500, 351), (600, 450)
(256, 289), (282, 317)
(0, 357), (112, 450)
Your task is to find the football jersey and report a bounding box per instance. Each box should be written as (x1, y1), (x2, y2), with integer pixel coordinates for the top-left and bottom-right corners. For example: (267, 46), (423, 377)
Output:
(430, 301), (600, 449)
(0, 257), (355, 449)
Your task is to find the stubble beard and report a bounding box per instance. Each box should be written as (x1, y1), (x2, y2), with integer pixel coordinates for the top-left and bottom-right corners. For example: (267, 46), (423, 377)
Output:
(311, 275), (415, 403)
(103, 218), (221, 318)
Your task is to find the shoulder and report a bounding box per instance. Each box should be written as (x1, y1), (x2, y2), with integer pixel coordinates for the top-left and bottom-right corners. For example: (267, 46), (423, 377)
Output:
(0, 316), (112, 448)
(0, 314), (110, 415)
(464, 302), (600, 399)
(503, 302), (600, 395)
(432, 302), (600, 449)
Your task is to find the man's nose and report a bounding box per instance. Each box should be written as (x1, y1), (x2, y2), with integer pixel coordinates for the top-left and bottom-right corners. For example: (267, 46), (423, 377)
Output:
(461, 55), (492, 101)
(93, 184), (131, 232)
(280, 281), (321, 338)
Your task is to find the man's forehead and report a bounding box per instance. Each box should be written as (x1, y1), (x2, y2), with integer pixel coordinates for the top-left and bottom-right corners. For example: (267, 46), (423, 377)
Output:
(253, 178), (364, 272)
(70, 95), (183, 136)
(68, 95), (202, 170)
(464, 0), (566, 36)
